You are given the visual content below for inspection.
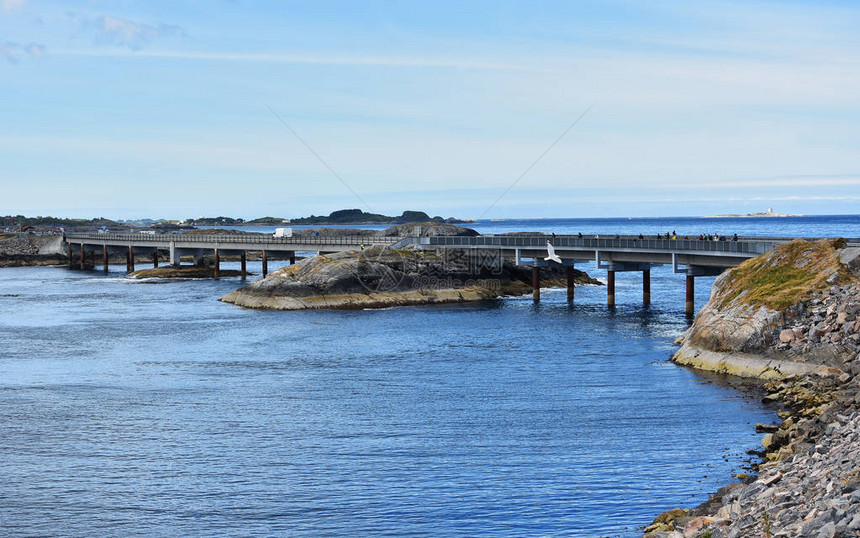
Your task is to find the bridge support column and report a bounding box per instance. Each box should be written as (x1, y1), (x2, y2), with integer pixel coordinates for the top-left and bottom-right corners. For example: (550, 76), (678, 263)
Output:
(169, 242), (179, 267)
(127, 246), (134, 272)
(153, 250), (158, 268)
(643, 269), (651, 306)
(532, 266), (540, 302)
(290, 251), (295, 265)
(214, 249), (220, 279)
(103, 245), (108, 273)
(566, 266), (575, 302)
(79, 243), (85, 270)
(686, 275), (695, 317)
(240, 252), (247, 278)
(262, 250), (268, 277)
(67, 243), (73, 267)
(607, 270), (616, 307)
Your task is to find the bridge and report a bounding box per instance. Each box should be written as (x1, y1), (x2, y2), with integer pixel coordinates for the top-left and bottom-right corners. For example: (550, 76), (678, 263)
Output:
(63, 232), (394, 278)
(64, 231), (853, 315)
(402, 234), (785, 314)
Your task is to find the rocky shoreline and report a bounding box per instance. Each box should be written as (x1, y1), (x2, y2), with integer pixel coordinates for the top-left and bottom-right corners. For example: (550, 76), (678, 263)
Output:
(646, 240), (860, 537)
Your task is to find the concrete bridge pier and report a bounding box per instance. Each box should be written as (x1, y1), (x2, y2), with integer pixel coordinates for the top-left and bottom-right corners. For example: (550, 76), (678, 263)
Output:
(602, 262), (654, 307)
(674, 262), (724, 317)
(686, 275), (695, 317)
(240, 252), (247, 278)
(643, 269), (651, 306)
(530, 259), (549, 302)
(607, 270), (615, 307)
(67, 243), (73, 267)
(290, 251), (296, 265)
(214, 249), (220, 279)
(79, 243), (86, 270)
(262, 250), (268, 277)
(566, 265), (575, 302)
(152, 250), (159, 268)
(127, 246), (134, 272)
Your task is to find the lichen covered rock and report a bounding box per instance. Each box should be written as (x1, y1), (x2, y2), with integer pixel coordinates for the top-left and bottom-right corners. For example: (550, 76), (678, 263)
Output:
(674, 239), (859, 377)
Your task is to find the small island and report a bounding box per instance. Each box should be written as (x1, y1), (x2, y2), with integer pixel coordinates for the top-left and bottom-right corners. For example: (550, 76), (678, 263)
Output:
(220, 223), (599, 310)
(704, 208), (803, 218)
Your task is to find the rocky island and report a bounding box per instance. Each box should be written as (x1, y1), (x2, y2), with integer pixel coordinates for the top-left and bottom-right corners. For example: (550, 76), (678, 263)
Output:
(646, 239), (860, 537)
(220, 245), (599, 310)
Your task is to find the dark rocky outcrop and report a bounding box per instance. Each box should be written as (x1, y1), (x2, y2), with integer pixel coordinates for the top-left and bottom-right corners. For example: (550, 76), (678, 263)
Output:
(220, 246), (598, 310)
(380, 222), (480, 237)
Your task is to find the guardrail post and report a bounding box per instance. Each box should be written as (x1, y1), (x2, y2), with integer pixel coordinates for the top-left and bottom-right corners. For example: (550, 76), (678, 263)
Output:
(532, 266), (540, 302)
(240, 251), (247, 279)
(607, 270), (616, 307)
(103, 245), (108, 273)
(686, 275), (695, 317)
(214, 249), (220, 279)
(643, 269), (651, 306)
(262, 250), (268, 277)
(566, 266), (575, 302)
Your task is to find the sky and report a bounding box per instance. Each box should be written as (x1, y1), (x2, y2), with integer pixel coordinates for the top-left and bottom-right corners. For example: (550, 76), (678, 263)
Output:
(2, 0), (860, 220)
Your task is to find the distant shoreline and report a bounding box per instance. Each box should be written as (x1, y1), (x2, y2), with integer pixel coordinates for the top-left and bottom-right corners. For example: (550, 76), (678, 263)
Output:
(703, 212), (804, 218)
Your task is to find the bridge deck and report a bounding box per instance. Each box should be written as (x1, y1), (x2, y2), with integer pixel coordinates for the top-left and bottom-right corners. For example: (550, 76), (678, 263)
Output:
(64, 232), (396, 253)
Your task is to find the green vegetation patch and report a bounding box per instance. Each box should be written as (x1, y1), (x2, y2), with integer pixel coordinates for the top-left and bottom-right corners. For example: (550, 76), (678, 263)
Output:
(717, 239), (853, 310)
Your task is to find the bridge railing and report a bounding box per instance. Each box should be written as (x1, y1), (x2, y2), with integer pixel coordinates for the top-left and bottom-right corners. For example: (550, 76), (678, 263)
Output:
(422, 235), (777, 254)
(64, 233), (400, 246)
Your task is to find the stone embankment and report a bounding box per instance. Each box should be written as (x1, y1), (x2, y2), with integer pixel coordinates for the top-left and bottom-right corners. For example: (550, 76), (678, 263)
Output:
(0, 234), (66, 267)
(646, 240), (860, 537)
(221, 245), (599, 310)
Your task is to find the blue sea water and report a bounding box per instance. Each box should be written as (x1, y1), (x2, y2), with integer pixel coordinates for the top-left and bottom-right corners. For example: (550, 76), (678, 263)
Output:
(1, 215), (857, 537)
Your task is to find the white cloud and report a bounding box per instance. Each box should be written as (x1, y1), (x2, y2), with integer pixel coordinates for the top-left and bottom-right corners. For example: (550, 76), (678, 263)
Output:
(55, 48), (530, 71)
(25, 42), (43, 59)
(1, 0), (25, 12)
(0, 39), (45, 63)
(94, 16), (180, 50)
